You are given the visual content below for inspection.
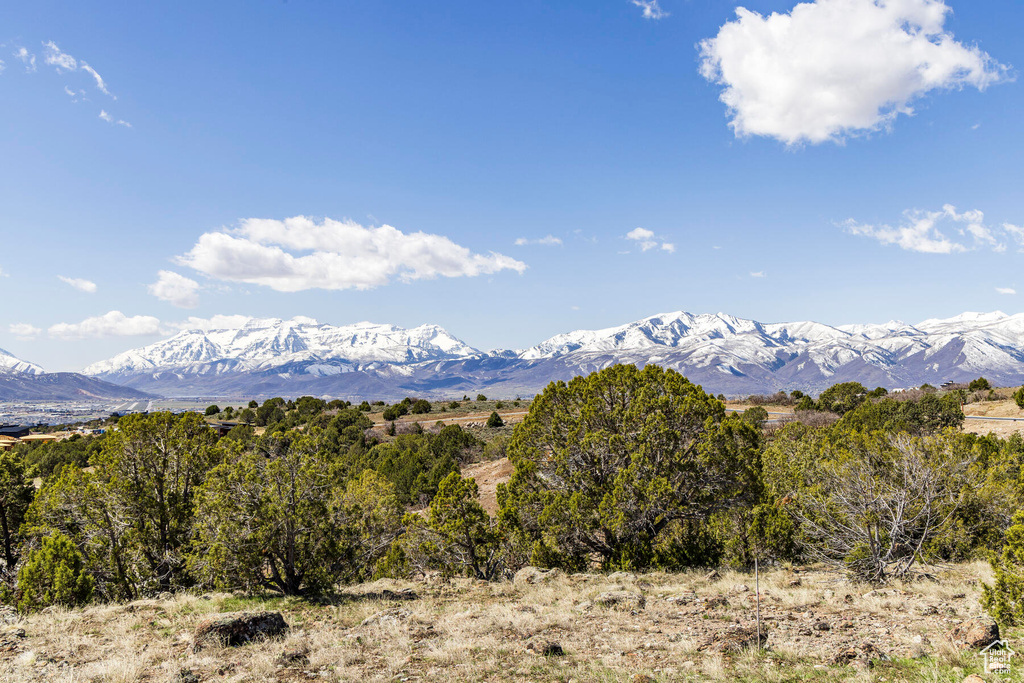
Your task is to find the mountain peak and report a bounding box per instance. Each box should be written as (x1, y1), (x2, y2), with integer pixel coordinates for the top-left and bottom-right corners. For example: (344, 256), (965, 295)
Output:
(0, 348), (44, 375)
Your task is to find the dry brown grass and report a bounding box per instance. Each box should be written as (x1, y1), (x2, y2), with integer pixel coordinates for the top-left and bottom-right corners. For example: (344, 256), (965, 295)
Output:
(0, 563), (1012, 682)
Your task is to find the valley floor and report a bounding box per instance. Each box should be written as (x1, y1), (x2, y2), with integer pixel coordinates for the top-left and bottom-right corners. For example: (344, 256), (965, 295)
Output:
(0, 562), (1009, 682)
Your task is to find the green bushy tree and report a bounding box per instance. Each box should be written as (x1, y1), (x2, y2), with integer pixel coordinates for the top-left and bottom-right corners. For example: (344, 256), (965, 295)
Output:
(486, 411), (504, 428)
(23, 412), (222, 598)
(984, 511), (1024, 625)
(817, 382), (868, 415)
(406, 472), (502, 580)
(499, 364), (760, 571)
(17, 532), (93, 613)
(969, 377), (992, 392)
(190, 431), (336, 595)
(0, 452), (34, 569)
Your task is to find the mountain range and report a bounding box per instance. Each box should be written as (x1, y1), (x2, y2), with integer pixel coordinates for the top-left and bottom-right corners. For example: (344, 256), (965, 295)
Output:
(15, 309), (1016, 400)
(0, 347), (151, 402)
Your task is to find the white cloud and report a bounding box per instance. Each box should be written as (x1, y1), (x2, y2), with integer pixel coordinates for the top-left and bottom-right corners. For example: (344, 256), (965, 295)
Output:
(514, 235), (563, 246)
(996, 287), (1016, 295)
(0, 59), (5, 74)
(9, 323), (41, 340)
(13, 47), (35, 72)
(625, 227), (674, 253)
(49, 311), (162, 339)
(148, 270), (201, 309)
(1003, 224), (1024, 251)
(845, 204), (1015, 254)
(42, 41), (77, 71)
(80, 63), (111, 97)
(177, 216), (527, 293)
(42, 41), (117, 102)
(169, 314), (252, 332)
(750, 271), (766, 278)
(98, 110), (131, 127)
(57, 276), (97, 293)
(631, 0), (668, 20)
(626, 227), (657, 251)
(699, 0), (1009, 145)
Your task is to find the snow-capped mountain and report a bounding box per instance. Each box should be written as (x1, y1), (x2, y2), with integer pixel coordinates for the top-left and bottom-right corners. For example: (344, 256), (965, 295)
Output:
(0, 348), (151, 401)
(84, 317), (481, 379)
(81, 311), (1024, 399)
(0, 348), (44, 375)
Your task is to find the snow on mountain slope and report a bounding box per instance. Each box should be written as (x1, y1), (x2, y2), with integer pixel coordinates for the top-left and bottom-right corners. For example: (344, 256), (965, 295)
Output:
(519, 310), (1024, 383)
(83, 317), (480, 378)
(0, 347), (44, 375)
(81, 310), (1024, 398)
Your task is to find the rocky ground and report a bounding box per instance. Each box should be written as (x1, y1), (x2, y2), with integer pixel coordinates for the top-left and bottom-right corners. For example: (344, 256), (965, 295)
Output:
(0, 562), (1013, 682)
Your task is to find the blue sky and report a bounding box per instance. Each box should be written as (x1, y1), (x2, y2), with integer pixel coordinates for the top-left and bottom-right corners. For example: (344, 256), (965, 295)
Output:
(1, 0), (1021, 371)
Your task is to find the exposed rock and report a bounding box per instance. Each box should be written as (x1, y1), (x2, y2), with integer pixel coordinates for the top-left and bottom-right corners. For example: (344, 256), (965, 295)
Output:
(831, 642), (887, 667)
(513, 567), (562, 588)
(594, 590), (645, 611)
(947, 618), (1000, 650)
(813, 621), (831, 632)
(360, 608), (412, 627)
(0, 626), (26, 639)
(176, 669), (201, 683)
(279, 644), (309, 665)
(963, 675), (986, 683)
(698, 625), (767, 653)
(193, 612), (289, 650)
(703, 595), (728, 611)
(526, 640), (565, 656)
(0, 607), (18, 625)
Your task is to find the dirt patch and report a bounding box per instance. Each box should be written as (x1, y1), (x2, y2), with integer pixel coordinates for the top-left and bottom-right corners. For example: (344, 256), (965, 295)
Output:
(461, 457), (513, 516)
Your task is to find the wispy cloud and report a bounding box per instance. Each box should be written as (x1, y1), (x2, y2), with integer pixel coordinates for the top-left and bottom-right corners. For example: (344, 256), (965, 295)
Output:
(32, 41), (129, 125)
(169, 314), (252, 332)
(57, 276), (97, 293)
(49, 311), (162, 339)
(625, 227), (674, 253)
(44, 42), (113, 97)
(80, 63), (111, 97)
(13, 47), (35, 72)
(148, 270), (201, 309)
(42, 41), (77, 71)
(514, 235), (562, 246)
(631, 0), (668, 20)
(996, 287), (1016, 295)
(699, 0), (1009, 145)
(98, 109), (131, 127)
(750, 271), (766, 278)
(178, 216), (527, 293)
(9, 323), (41, 341)
(0, 59), (5, 75)
(845, 205), (1018, 254)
